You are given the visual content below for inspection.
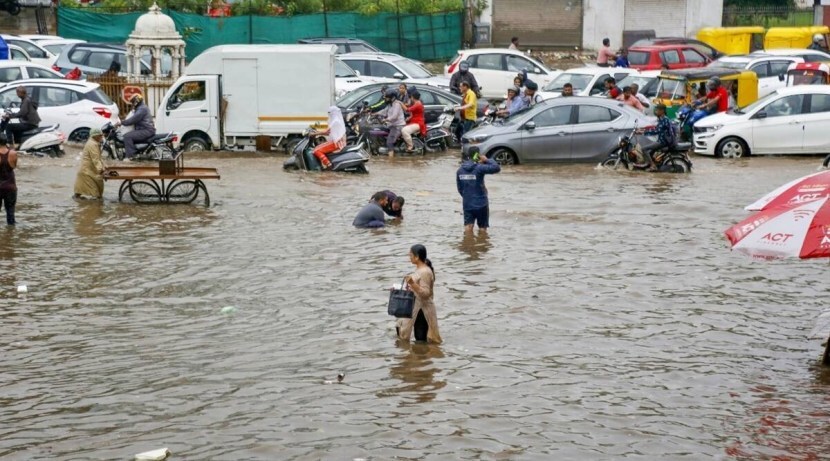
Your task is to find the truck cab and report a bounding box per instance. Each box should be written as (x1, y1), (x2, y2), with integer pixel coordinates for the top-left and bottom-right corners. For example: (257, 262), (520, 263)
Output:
(157, 76), (220, 152)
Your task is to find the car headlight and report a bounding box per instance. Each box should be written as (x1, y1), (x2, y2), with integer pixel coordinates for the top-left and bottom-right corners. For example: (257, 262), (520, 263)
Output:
(466, 135), (491, 145)
(701, 124), (723, 132)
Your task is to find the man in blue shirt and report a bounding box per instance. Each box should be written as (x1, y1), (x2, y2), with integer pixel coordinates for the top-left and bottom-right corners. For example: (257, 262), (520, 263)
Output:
(497, 86), (527, 118)
(456, 152), (501, 232)
(353, 192), (388, 228)
(615, 48), (630, 68)
(642, 104), (676, 171)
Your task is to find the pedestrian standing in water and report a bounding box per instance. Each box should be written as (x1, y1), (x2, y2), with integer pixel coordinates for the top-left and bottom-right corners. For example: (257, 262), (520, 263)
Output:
(396, 244), (442, 344)
(74, 127), (106, 200)
(457, 152), (500, 233)
(0, 133), (17, 225)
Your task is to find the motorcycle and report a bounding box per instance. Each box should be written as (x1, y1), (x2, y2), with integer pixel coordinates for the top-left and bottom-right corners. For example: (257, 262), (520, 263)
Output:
(424, 109), (455, 151)
(1, 109), (65, 158)
(369, 123), (427, 156)
(677, 103), (711, 142)
(601, 126), (693, 174)
(0, 0), (21, 15)
(101, 121), (177, 161)
(283, 125), (369, 173)
(810, 309), (830, 366)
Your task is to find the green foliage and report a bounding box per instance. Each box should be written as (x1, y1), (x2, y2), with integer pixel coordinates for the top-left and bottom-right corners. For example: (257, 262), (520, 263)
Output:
(724, 0), (794, 6)
(60, 0), (463, 14)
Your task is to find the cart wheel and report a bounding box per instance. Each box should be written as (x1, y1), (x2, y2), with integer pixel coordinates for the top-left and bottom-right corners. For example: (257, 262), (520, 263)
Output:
(128, 180), (162, 203)
(166, 180), (199, 204)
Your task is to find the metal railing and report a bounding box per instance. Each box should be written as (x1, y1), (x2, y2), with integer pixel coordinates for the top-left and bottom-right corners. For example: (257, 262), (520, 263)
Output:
(723, 5), (815, 27)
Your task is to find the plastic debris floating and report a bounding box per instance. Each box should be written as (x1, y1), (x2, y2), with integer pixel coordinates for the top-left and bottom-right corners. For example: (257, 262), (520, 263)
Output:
(135, 447), (170, 461)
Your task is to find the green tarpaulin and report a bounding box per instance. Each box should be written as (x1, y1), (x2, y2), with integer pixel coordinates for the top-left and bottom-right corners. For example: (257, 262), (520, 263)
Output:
(57, 8), (462, 61)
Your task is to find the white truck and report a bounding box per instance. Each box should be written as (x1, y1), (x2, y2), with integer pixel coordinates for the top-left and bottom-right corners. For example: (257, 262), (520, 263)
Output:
(155, 44), (338, 152)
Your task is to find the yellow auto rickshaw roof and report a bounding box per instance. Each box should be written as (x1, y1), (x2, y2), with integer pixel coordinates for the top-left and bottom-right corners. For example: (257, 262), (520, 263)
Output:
(659, 68), (755, 81)
(766, 26), (830, 37)
(699, 26), (764, 34)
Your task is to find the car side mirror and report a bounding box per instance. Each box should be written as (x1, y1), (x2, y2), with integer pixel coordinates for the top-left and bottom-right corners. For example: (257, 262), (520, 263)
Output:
(524, 121), (536, 130)
(754, 110), (767, 119)
(355, 70), (361, 76)
(393, 72), (405, 80)
(778, 74), (785, 81)
(534, 67), (542, 74)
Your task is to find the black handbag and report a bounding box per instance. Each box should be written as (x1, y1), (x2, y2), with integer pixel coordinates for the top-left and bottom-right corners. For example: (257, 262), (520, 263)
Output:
(387, 277), (415, 318)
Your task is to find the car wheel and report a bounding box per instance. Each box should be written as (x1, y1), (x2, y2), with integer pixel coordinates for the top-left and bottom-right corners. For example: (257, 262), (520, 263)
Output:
(68, 127), (90, 144)
(490, 148), (517, 165)
(716, 137), (748, 159)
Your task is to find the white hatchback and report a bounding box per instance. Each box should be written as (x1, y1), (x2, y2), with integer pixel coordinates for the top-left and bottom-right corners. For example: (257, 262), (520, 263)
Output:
(694, 86), (830, 158)
(1, 35), (57, 67)
(0, 79), (119, 143)
(0, 61), (64, 84)
(444, 48), (561, 99)
(539, 67), (640, 99)
(709, 54), (803, 98)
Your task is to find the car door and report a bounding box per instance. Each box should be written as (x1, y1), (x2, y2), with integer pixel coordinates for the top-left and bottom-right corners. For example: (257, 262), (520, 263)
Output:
(24, 66), (60, 80)
(520, 105), (574, 162)
(766, 60), (794, 95)
(680, 48), (708, 68)
(749, 61), (774, 98)
(0, 66), (23, 83)
(161, 79), (213, 139)
(419, 90), (443, 124)
(34, 85), (79, 132)
(467, 53), (505, 100)
(588, 74), (611, 96)
(571, 105), (626, 161)
(661, 50), (683, 70)
(368, 61), (401, 79)
(506, 54), (552, 86)
(342, 59), (368, 77)
(751, 93), (807, 154)
(802, 93), (830, 154)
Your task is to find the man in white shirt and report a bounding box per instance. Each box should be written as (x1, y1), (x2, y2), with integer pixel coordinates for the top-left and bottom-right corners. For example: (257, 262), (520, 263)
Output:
(508, 37), (519, 50)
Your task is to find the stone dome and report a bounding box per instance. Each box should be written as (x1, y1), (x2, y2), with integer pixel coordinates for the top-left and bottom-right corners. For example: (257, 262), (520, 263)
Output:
(130, 3), (181, 39)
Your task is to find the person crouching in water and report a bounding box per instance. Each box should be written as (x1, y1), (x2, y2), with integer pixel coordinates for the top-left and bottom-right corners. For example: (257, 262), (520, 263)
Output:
(396, 244), (442, 344)
(353, 191), (389, 228)
(312, 106), (347, 170)
(73, 127), (106, 199)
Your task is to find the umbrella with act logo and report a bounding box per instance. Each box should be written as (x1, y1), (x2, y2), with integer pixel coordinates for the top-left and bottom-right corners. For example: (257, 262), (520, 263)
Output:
(745, 170), (830, 212)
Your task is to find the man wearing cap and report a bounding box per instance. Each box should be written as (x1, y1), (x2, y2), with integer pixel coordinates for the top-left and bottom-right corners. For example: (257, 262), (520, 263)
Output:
(74, 127), (106, 199)
(497, 86), (527, 117)
(640, 104), (676, 171)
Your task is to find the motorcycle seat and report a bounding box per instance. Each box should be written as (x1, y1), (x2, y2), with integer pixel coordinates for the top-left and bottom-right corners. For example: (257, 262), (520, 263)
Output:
(675, 142), (692, 151)
(21, 125), (57, 136)
(331, 144), (364, 156)
(149, 133), (174, 142)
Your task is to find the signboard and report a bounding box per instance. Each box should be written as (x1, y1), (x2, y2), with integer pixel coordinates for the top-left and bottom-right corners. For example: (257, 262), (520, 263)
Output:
(121, 86), (143, 104)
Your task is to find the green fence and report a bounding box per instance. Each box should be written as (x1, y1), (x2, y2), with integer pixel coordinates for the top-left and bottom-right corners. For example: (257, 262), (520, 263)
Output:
(56, 7), (462, 61)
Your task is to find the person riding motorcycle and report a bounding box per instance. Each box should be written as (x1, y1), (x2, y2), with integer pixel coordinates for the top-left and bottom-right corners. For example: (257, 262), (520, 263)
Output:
(696, 77), (729, 114)
(639, 104), (676, 171)
(809, 33), (828, 52)
(312, 105), (347, 170)
(450, 61), (480, 96)
(1, 87), (40, 148)
(381, 89), (407, 154)
(497, 86), (527, 117)
(119, 94), (156, 160)
(524, 80), (544, 107)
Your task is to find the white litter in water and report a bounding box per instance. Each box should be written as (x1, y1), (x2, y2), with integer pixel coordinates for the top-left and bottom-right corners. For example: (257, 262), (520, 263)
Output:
(220, 306), (237, 314)
(134, 447), (170, 461)
(17, 285), (27, 294)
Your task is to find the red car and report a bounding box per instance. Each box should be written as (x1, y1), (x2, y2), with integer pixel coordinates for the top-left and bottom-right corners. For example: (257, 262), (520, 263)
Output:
(627, 45), (711, 71)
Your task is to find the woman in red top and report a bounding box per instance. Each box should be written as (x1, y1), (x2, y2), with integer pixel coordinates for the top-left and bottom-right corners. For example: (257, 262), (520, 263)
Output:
(401, 91), (426, 153)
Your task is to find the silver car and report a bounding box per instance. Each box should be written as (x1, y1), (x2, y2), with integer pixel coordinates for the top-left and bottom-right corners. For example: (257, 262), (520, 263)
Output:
(461, 97), (656, 165)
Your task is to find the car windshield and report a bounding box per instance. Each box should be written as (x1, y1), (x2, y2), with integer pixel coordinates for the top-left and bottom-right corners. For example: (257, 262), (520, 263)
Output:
(616, 75), (653, 89)
(335, 60), (357, 78)
(394, 58), (432, 78)
(336, 85), (378, 107)
(544, 73), (593, 91)
(734, 90), (779, 114)
(709, 60), (747, 70)
(628, 51), (650, 65)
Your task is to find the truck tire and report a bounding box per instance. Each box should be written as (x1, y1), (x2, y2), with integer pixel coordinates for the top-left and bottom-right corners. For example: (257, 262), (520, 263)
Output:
(182, 135), (209, 153)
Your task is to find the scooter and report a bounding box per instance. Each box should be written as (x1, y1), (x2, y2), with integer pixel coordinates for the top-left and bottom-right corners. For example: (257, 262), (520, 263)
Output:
(0, 0), (21, 15)
(424, 110), (455, 151)
(1, 110), (65, 158)
(283, 125), (370, 173)
(810, 310), (830, 366)
(601, 125), (693, 173)
(100, 121), (177, 161)
(677, 103), (711, 142)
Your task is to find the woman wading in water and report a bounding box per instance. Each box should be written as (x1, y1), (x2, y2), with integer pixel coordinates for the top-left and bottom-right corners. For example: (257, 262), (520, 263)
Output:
(397, 244), (442, 344)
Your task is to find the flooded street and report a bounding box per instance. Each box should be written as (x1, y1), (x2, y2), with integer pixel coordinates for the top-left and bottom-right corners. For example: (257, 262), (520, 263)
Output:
(2, 151), (830, 460)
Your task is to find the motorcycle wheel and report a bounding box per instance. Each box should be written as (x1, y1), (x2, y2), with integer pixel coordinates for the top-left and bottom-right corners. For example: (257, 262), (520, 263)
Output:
(601, 157), (623, 170)
(412, 138), (426, 156)
(660, 157), (692, 174)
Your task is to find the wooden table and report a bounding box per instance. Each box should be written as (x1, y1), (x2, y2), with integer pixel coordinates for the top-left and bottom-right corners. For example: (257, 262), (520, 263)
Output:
(103, 166), (221, 207)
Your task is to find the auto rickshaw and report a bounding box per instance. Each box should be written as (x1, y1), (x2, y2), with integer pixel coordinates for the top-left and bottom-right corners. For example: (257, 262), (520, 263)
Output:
(697, 26), (765, 55)
(786, 62), (830, 86)
(653, 68), (759, 119)
(764, 26), (830, 50)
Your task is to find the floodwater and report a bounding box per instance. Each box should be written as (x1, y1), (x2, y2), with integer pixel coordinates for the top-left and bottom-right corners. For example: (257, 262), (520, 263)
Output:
(2, 151), (830, 460)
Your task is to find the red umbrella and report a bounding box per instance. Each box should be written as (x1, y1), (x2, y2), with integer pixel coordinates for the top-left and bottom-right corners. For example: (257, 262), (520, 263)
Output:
(725, 196), (830, 259)
(745, 170), (830, 212)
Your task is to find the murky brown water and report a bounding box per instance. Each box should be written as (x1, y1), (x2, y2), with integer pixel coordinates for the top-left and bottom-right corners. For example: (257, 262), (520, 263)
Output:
(2, 151), (830, 460)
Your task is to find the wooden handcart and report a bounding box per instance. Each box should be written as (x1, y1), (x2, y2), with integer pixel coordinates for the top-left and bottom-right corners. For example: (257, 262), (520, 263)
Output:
(103, 153), (220, 207)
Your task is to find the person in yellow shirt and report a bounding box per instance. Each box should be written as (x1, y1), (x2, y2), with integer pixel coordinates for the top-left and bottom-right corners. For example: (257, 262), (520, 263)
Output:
(455, 81), (478, 138)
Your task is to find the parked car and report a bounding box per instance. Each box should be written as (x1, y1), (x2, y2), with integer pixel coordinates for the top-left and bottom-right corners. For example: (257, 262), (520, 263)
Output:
(334, 58), (394, 97)
(340, 52), (450, 89)
(444, 48), (561, 99)
(628, 44), (711, 71)
(460, 97), (655, 165)
(19, 34), (64, 42)
(614, 71), (661, 100)
(694, 86), (830, 158)
(37, 38), (86, 56)
(0, 79), (120, 143)
(8, 45), (31, 62)
(751, 48), (830, 63)
(0, 61), (64, 84)
(52, 43), (166, 77)
(1, 35), (57, 67)
(297, 37), (380, 54)
(708, 54), (803, 98)
(336, 82), (489, 124)
(539, 67), (639, 100)
(632, 37), (724, 61)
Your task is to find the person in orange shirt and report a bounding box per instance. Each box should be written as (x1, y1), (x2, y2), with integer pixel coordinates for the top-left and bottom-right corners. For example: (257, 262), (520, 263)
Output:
(312, 106), (347, 170)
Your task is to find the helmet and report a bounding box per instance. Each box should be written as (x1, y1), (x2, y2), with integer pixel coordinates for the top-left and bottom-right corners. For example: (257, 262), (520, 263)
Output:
(706, 77), (720, 89)
(815, 33), (825, 43)
(459, 61), (470, 72)
(130, 94), (143, 104)
(385, 89), (398, 99)
(525, 80), (538, 91)
(508, 85), (520, 94)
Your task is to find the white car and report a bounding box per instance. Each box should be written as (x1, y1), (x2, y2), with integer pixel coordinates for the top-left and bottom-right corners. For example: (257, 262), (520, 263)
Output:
(709, 54), (803, 97)
(751, 49), (830, 63)
(1, 35), (57, 67)
(444, 48), (561, 99)
(339, 52), (450, 90)
(0, 61), (64, 84)
(19, 34), (63, 42)
(37, 38), (86, 57)
(8, 45), (31, 62)
(0, 79), (119, 143)
(334, 58), (394, 98)
(539, 67), (639, 99)
(694, 86), (830, 158)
